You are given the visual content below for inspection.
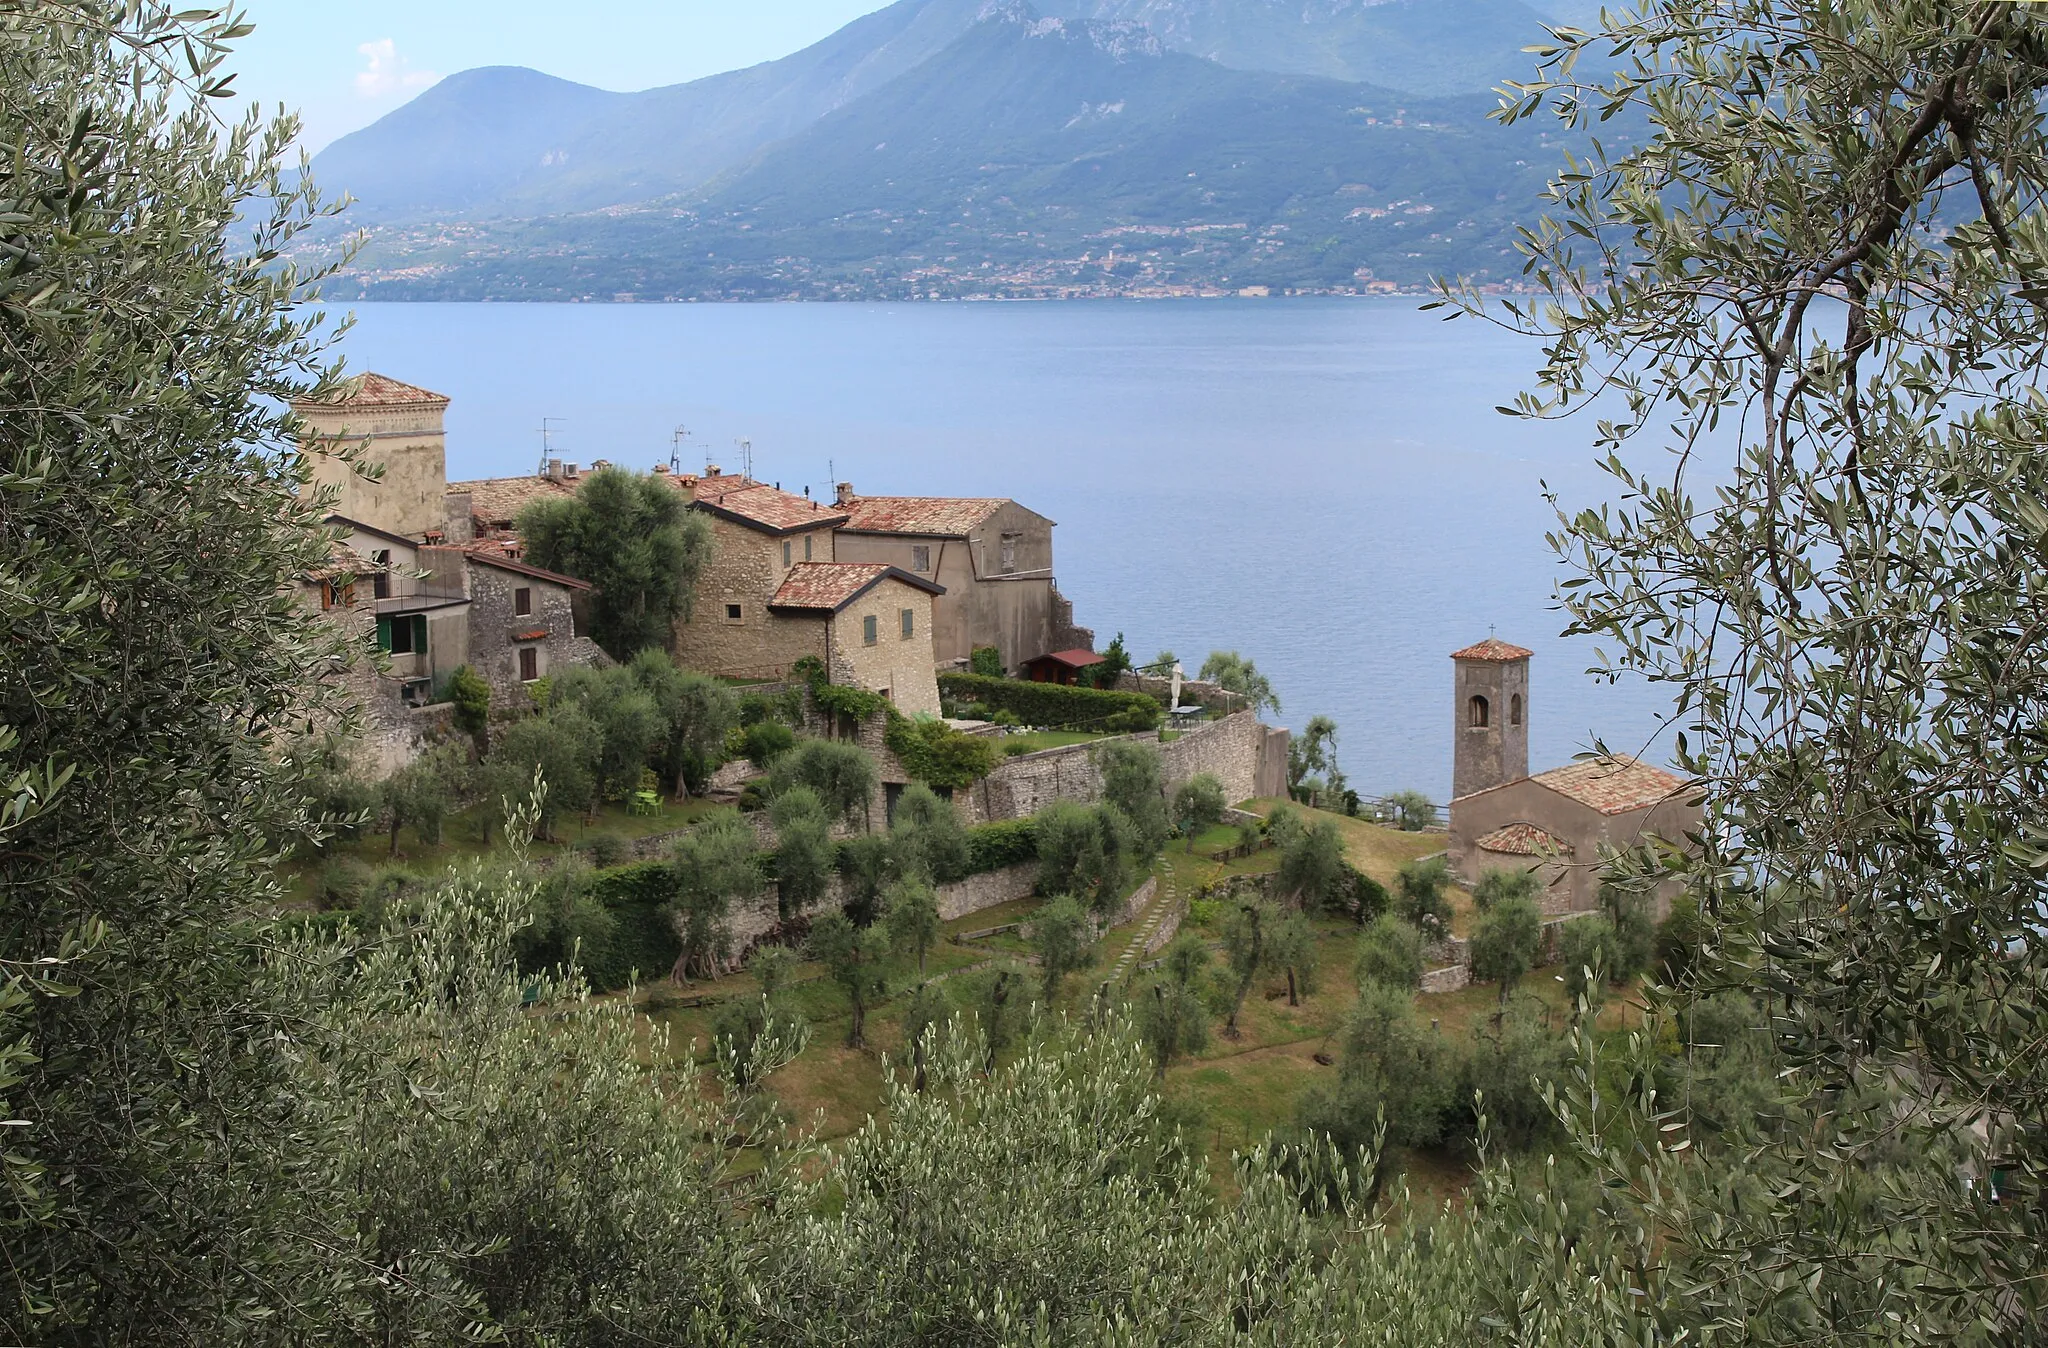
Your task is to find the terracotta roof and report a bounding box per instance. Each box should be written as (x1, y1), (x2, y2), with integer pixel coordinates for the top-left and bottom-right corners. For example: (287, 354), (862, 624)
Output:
(1532, 755), (1689, 816)
(1451, 638), (1535, 662)
(462, 543), (593, 591)
(769, 562), (942, 613)
(1031, 649), (1106, 669)
(839, 495), (1012, 536)
(449, 476), (575, 529)
(686, 474), (847, 536)
(306, 540), (383, 583)
(327, 514), (418, 548)
(1474, 822), (1572, 857)
(293, 372), (450, 410)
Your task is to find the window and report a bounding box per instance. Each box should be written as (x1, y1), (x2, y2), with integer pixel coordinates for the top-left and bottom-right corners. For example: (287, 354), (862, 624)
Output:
(378, 614), (427, 656)
(321, 580), (353, 610)
(804, 534), (813, 561)
(514, 586), (532, 617)
(1000, 533), (1019, 573)
(901, 608), (915, 639)
(519, 646), (539, 682)
(1510, 693), (1523, 726)
(862, 614), (878, 646)
(782, 541), (792, 567)
(911, 545), (930, 572)
(371, 549), (391, 600)
(1468, 695), (1490, 729)
(724, 603), (743, 624)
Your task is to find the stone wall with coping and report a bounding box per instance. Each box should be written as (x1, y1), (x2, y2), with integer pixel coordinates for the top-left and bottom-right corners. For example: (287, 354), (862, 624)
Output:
(956, 711), (1278, 824)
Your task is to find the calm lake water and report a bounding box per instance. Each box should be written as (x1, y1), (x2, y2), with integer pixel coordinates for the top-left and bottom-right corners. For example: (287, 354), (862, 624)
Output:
(332, 298), (1680, 802)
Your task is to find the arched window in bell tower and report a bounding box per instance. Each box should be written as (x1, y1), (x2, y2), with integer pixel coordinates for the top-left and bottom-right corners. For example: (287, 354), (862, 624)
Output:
(1469, 695), (1490, 729)
(1510, 693), (1523, 726)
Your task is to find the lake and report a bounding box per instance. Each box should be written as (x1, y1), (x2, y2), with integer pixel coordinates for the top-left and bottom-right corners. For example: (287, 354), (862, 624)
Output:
(330, 298), (1680, 802)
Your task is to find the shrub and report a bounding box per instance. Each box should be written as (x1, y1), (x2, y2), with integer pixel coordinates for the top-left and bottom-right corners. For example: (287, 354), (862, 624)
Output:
(1345, 867), (1390, 924)
(1469, 896), (1544, 1007)
(969, 645), (1005, 678)
(1473, 866), (1541, 912)
(963, 818), (1038, 874)
(740, 719), (795, 767)
(581, 860), (684, 992)
(1354, 914), (1425, 991)
(1382, 789), (1438, 832)
(1298, 983), (1455, 1152)
(891, 783), (970, 884)
(1454, 1013), (1569, 1151)
(885, 716), (999, 790)
(447, 664), (493, 745)
(936, 672), (1162, 733)
(1655, 892), (1707, 984)
(313, 857), (373, 912)
(1394, 857), (1455, 941)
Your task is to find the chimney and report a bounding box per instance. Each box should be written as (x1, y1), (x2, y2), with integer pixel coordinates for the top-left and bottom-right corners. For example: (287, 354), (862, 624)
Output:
(653, 463), (669, 474)
(835, 481), (854, 507)
(706, 463), (722, 478)
(592, 458), (611, 471)
(546, 458), (563, 480)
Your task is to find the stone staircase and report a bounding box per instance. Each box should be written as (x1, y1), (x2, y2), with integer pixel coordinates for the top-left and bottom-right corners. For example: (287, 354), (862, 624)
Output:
(1111, 858), (1181, 983)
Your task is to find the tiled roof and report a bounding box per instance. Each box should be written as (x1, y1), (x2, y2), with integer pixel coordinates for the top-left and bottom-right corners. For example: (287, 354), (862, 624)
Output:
(1451, 638), (1535, 662)
(461, 542), (593, 591)
(1474, 822), (1572, 857)
(449, 476), (575, 529)
(307, 540), (383, 582)
(1532, 755), (1689, 816)
(769, 562), (941, 613)
(1032, 649), (1106, 668)
(293, 372), (450, 410)
(689, 473), (847, 536)
(839, 495), (1011, 537)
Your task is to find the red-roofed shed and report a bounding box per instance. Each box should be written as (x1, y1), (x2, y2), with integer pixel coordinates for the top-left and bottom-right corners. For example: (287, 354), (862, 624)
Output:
(1022, 648), (1106, 687)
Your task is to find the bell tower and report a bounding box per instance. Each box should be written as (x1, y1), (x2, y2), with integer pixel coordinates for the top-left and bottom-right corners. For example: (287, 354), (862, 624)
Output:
(293, 373), (451, 540)
(1451, 638), (1532, 799)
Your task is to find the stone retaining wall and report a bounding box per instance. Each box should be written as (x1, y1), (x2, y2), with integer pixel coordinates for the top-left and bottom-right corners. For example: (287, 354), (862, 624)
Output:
(959, 711), (1278, 823)
(1142, 899), (1186, 957)
(1104, 876), (1158, 931)
(1420, 964), (1471, 994)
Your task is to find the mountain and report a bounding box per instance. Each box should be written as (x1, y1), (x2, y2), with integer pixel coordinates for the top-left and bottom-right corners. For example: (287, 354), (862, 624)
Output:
(312, 0), (995, 223)
(1035, 0), (1563, 95)
(319, 5), (1566, 301)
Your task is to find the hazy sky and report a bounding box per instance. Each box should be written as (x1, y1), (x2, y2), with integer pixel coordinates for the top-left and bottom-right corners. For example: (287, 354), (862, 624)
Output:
(227, 2), (896, 154)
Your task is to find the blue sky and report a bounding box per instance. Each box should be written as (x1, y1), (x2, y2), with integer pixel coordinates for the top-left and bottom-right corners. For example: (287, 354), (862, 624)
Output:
(228, 2), (895, 153)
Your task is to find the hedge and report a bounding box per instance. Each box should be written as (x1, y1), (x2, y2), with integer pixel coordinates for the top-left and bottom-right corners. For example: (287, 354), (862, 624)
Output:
(964, 818), (1039, 874)
(937, 673), (1162, 733)
(582, 860), (682, 993)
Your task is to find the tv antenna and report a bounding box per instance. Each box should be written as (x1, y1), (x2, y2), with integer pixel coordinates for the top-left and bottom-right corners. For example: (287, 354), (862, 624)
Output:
(734, 437), (754, 480)
(669, 425), (691, 473)
(537, 417), (566, 474)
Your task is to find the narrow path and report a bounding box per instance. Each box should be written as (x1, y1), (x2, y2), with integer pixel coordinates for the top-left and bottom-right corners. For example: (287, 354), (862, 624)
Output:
(1110, 858), (1180, 982)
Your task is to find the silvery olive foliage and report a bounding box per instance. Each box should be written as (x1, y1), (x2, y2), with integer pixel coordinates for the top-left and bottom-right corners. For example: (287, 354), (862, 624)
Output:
(1443, 0), (2048, 1339)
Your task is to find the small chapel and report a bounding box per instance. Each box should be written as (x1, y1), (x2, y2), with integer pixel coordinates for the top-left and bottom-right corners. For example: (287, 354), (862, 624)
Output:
(1443, 638), (1700, 916)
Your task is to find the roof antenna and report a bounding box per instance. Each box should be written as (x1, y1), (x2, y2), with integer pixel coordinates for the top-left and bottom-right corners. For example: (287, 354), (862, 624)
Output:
(537, 417), (565, 476)
(734, 437), (753, 481)
(669, 425), (691, 473)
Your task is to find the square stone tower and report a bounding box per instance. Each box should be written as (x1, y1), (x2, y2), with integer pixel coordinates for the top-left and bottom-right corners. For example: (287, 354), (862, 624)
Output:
(1451, 638), (1533, 800)
(293, 373), (451, 540)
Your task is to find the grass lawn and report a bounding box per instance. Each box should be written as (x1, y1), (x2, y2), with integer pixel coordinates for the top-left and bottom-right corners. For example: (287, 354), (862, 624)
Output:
(283, 795), (734, 904)
(1239, 798), (1444, 888)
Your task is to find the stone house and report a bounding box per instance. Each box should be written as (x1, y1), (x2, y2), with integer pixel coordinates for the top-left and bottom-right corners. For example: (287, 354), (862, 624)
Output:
(771, 562), (945, 718)
(829, 485), (1092, 672)
(1444, 639), (1700, 915)
(294, 375), (605, 774)
(460, 540), (604, 711)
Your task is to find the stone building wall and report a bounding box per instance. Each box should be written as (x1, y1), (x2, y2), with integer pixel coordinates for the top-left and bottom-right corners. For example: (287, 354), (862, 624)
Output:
(672, 515), (837, 680)
(299, 402), (448, 542)
(463, 559), (605, 714)
(825, 579), (942, 718)
(1448, 779), (1699, 918)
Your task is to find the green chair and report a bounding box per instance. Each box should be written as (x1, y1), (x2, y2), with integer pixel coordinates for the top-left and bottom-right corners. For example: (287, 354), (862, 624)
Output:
(630, 789), (660, 817)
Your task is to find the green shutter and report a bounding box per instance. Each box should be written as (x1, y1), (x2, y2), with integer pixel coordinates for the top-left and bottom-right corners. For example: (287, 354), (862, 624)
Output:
(375, 616), (392, 652)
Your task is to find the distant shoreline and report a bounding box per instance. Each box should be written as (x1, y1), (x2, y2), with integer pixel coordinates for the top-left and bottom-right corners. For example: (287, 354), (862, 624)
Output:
(325, 288), (1523, 306)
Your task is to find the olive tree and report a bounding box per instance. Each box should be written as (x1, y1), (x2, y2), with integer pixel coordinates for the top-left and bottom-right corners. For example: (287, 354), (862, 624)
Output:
(518, 467), (712, 660)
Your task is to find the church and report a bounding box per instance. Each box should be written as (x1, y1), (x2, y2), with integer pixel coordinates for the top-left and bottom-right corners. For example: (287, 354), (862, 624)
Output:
(1444, 639), (1700, 916)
